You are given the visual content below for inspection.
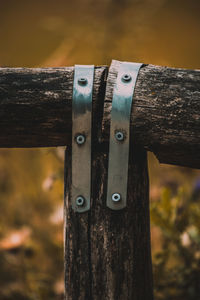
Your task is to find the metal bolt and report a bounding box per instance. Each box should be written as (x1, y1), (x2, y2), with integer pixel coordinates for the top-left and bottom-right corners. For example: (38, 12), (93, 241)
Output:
(76, 196), (85, 207)
(78, 77), (88, 85)
(115, 131), (124, 141)
(112, 193), (121, 202)
(76, 134), (86, 145)
(122, 74), (132, 83)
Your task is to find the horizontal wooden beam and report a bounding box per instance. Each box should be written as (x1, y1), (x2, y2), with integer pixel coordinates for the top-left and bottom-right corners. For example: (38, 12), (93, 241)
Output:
(0, 66), (107, 148)
(0, 62), (200, 168)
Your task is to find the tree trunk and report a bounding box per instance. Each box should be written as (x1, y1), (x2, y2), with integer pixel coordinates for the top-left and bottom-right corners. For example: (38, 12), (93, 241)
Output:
(64, 62), (153, 299)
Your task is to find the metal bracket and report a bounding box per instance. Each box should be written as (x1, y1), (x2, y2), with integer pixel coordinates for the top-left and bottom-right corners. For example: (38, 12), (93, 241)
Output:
(72, 65), (94, 212)
(106, 62), (142, 210)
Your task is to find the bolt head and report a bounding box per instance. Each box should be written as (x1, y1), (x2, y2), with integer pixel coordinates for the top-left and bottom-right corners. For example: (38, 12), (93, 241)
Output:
(78, 77), (88, 85)
(76, 134), (86, 145)
(76, 196), (85, 207)
(115, 131), (124, 141)
(112, 193), (121, 202)
(122, 74), (132, 83)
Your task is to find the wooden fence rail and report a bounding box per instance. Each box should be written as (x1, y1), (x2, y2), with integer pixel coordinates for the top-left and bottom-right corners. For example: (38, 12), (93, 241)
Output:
(0, 61), (200, 168)
(0, 60), (200, 299)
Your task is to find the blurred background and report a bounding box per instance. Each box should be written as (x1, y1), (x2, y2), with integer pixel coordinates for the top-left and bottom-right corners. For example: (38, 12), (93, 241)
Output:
(0, 0), (200, 299)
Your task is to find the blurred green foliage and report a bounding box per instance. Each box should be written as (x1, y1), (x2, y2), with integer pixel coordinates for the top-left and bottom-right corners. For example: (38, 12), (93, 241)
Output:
(0, 0), (200, 299)
(151, 185), (200, 299)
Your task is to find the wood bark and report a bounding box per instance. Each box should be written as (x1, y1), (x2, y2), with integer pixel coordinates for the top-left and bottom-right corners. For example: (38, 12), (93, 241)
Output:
(64, 64), (153, 299)
(0, 63), (200, 168)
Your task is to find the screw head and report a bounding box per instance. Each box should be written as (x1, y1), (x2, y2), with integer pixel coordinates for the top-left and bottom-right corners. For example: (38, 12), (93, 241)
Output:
(112, 193), (121, 202)
(78, 77), (87, 85)
(76, 196), (85, 207)
(122, 74), (132, 83)
(76, 134), (86, 145)
(115, 131), (124, 141)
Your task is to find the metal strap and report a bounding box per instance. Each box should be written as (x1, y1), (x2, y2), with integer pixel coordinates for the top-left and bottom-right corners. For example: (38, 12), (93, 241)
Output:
(107, 62), (142, 210)
(72, 65), (94, 212)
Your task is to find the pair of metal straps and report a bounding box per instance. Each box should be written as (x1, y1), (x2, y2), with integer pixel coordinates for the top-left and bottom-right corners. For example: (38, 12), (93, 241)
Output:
(72, 62), (142, 212)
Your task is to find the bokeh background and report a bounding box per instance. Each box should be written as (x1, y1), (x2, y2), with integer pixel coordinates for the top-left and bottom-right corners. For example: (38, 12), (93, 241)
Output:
(0, 0), (200, 299)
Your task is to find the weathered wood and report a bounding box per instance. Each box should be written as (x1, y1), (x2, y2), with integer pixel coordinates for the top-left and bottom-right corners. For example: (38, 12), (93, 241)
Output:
(64, 66), (107, 299)
(0, 66), (106, 148)
(64, 67), (153, 299)
(0, 63), (200, 168)
(102, 60), (200, 168)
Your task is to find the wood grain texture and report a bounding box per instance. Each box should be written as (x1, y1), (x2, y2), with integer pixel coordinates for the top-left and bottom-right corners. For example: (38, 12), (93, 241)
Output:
(0, 66), (106, 148)
(64, 65), (153, 299)
(102, 60), (200, 168)
(89, 146), (153, 300)
(0, 62), (200, 168)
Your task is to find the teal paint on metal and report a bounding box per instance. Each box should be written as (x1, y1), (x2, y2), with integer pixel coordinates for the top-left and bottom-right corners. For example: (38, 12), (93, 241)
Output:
(107, 62), (143, 210)
(72, 65), (94, 212)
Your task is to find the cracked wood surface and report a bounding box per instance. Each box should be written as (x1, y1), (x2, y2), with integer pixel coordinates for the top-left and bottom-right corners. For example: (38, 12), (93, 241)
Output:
(0, 62), (199, 168)
(64, 146), (153, 300)
(103, 60), (200, 168)
(64, 63), (153, 299)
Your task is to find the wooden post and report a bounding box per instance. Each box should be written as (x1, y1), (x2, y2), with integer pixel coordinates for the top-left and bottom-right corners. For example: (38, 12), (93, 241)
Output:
(64, 61), (153, 299)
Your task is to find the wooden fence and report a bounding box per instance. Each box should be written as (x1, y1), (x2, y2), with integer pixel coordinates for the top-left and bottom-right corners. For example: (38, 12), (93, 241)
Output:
(0, 60), (200, 299)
